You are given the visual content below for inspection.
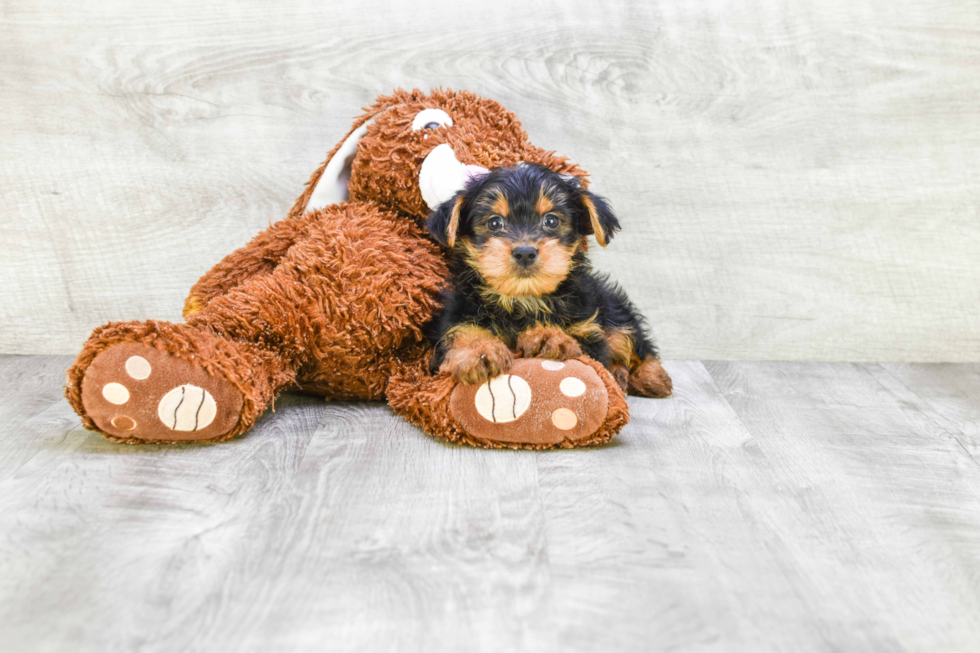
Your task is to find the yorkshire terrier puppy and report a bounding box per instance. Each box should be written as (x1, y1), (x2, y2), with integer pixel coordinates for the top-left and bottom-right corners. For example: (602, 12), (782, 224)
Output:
(426, 163), (672, 397)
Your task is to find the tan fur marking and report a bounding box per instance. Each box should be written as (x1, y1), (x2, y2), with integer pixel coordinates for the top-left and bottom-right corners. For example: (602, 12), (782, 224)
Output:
(464, 237), (574, 298)
(566, 311), (604, 342)
(446, 195), (465, 248)
(479, 288), (552, 316)
(605, 327), (636, 368)
(443, 323), (494, 345)
(581, 195), (608, 247)
(491, 193), (509, 217)
(536, 191), (554, 215)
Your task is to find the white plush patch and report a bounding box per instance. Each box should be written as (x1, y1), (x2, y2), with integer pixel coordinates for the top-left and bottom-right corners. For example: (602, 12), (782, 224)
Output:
(559, 377), (587, 398)
(418, 143), (489, 210)
(541, 360), (565, 371)
(474, 374), (532, 424)
(304, 116), (379, 212)
(304, 105), (490, 214)
(411, 108), (453, 131)
(125, 355), (151, 380)
(102, 383), (129, 405)
(551, 408), (578, 430)
(157, 384), (217, 431)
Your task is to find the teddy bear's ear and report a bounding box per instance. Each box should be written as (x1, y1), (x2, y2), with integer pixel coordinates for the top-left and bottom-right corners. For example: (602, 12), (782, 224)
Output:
(302, 113), (381, 213)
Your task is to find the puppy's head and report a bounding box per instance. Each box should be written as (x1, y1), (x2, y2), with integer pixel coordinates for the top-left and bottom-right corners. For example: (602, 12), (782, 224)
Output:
(428, 163), (620, 297)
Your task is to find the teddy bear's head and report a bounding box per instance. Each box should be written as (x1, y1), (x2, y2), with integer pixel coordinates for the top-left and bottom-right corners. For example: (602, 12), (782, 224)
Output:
(290, 88), (589, 221)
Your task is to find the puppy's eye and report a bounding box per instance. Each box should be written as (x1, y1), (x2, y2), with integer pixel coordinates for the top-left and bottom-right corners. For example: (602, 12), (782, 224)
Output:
(487, 216), (505, 232)
(543, 213), (560, 229)
(411, 108), (453, 131)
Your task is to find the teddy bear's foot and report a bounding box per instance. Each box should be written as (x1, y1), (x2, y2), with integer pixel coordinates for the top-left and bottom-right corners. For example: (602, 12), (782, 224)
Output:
(449, 357), (618, 446)
(389, 353), (629, 449)
(78, 342), (245, 443)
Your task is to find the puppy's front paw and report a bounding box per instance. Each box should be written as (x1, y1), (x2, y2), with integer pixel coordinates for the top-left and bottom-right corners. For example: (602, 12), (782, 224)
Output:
(440, 337), (514, 385)
(517, 325), (582, 361)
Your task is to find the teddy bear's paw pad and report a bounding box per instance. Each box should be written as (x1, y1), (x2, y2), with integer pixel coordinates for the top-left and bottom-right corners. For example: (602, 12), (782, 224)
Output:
(157, 385), (218, 431)
(80, 343), (243, 442)
(449, 358), (608, 445)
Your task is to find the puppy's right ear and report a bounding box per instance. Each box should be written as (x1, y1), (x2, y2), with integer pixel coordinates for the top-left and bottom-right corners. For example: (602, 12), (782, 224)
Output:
(427, 194), (465, 248)
(579, 190), (620, 247)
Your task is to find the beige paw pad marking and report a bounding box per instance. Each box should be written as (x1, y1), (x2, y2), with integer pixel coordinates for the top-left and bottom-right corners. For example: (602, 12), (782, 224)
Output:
(157, 384), (217, 431)
(111, 415), (137, 431)
(102, 383), (130, 405)
(551, 408), (578, 430)
(559, 377), (586, 397)
(474, 374), (532, 423)
(125, 355), (152, 380)
(541, 360), (565, 371)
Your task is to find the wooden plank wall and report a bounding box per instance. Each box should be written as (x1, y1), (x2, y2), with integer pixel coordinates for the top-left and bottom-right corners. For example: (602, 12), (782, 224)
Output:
(2, 0), (978, 360)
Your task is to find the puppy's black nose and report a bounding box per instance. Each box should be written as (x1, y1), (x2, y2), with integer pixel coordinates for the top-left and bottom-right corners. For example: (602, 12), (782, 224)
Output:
(512, 245), (538, 267)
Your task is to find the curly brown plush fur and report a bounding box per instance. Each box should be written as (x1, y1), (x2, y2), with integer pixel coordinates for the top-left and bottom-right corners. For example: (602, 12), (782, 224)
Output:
(65, 88), (662, 449)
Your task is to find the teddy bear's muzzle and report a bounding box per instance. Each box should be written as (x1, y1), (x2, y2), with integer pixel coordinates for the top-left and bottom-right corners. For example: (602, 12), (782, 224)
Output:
(418, 143), (490, 210)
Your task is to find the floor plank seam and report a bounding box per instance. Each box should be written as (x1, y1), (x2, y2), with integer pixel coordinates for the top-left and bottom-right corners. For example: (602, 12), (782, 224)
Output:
(863, 363), (980, 471)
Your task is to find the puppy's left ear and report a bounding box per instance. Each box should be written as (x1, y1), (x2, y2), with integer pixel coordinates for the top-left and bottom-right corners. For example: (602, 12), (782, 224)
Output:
(427, 194), (465, 248)
(579, 190), (621, 247)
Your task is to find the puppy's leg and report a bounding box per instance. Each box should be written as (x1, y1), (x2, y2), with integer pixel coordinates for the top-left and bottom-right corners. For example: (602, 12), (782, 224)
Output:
(517, 324), (583, 361)
(607, 327), (672, 397)
(605, 328), (634, 392)
(439, 325), (513, 385)
(608, 364), (631, 392)
(628, 357), (673, 397)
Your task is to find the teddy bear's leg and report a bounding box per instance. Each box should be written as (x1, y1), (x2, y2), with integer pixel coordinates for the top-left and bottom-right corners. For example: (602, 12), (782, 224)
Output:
(387, 352), (630, 449)
(181, 210), (316, 317)
(65, 270), (316, 444)
(65, 319), (293, 444)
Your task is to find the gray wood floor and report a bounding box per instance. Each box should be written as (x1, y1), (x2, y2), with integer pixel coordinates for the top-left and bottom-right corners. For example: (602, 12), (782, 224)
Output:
(1, 355), (978, 652)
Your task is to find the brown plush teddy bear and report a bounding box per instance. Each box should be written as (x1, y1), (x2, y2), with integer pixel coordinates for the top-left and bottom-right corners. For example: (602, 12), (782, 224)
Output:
(64, 88), (671, 449)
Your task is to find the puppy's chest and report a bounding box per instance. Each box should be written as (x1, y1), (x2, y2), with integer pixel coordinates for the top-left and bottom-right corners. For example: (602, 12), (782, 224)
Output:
(480, 294), (590, 340)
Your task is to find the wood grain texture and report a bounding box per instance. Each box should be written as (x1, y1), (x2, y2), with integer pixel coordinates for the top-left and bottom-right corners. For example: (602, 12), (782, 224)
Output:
(1, 0), (978, 360)
(2, 355), (980, 651)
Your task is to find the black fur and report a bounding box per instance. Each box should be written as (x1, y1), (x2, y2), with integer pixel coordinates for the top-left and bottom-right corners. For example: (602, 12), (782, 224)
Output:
(426, 163), (658, 373)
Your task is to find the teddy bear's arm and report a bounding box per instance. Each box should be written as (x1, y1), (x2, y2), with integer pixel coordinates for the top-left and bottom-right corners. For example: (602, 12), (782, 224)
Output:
(182, 212), (316, 317)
